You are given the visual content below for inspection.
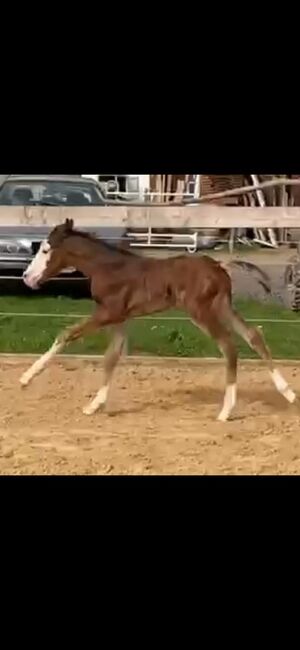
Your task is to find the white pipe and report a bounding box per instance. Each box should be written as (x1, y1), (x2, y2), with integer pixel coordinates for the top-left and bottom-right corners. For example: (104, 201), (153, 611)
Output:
(250, 174), (278, 247)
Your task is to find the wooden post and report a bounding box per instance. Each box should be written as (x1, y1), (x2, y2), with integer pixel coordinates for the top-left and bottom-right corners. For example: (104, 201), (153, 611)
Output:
(279, 176), (288, 244)
(166, 175), (172, 203)
(185, 174), (190, 199)
(155, 175), (161, 203)
(195, 175), (201, 199)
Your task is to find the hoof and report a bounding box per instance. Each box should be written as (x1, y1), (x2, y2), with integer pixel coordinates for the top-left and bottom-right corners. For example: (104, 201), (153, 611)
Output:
(271, 369), (297, 404)
(217, 413), (229, 422)
(83, 400), (107, 416)
(82, 404), (98, 416)
(20, 374), (30, 387)
(283, 388), (296, 404)
(83, 386), (109, 416)
(82, 407), (95, 416)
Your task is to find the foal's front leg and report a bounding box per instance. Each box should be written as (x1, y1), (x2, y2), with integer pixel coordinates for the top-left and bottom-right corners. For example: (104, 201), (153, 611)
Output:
(19, 317), (99, 387)
(83, 323), (126, 415)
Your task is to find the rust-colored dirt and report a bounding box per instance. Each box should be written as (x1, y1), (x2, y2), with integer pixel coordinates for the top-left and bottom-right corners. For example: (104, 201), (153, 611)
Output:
(1, 358), (300, 475)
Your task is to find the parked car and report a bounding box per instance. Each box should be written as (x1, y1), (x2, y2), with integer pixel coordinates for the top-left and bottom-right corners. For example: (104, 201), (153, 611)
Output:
(0, 175), (128, 281)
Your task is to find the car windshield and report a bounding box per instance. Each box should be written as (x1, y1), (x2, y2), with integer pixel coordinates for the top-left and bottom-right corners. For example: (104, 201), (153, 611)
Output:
(0, 180), (102, 206)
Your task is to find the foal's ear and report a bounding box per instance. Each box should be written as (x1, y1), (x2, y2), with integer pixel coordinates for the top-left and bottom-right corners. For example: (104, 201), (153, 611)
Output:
(65, 218), (74, 231)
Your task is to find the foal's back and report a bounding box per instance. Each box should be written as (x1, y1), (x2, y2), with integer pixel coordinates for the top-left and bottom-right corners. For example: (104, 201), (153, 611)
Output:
(90, 251), (231, 318)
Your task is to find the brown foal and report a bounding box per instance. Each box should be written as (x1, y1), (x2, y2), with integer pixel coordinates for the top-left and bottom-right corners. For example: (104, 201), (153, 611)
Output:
(21, 219), (296, 420)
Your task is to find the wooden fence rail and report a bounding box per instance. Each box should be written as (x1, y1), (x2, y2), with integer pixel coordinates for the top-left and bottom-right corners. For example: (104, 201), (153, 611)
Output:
(1, 205), (300, 229)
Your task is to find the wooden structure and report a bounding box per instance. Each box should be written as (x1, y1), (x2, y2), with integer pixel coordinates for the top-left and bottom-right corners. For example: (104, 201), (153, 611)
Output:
(1, 177), (300, 253)
(147, 175), (292, 248)
(199, 176), (246, 205)
(1, 204), (300, 229)
(149, 175), (192, 202)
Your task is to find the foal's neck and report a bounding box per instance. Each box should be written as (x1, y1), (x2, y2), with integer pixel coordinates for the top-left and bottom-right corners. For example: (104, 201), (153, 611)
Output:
(64, 235), (127, 277)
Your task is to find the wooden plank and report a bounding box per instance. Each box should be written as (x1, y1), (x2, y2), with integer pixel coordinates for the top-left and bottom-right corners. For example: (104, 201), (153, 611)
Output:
(195, 178), (300, 204)
(1, 205), (300, 229)
(166, 175), (172, 202)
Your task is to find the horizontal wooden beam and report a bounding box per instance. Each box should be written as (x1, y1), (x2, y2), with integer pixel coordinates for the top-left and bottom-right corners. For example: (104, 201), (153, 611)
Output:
(1, 205), (300, 228)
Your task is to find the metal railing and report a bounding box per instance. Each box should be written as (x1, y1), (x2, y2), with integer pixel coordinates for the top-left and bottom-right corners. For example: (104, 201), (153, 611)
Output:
(127, 230), (198, 253)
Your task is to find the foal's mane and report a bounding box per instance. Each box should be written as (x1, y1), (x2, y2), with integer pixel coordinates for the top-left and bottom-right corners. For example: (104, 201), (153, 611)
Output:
(67, 228), (137, 258)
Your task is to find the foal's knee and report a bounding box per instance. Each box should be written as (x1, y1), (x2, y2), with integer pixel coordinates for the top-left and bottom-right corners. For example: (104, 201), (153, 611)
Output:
(218, 335), (237, 363)
(57, 324), (81, 346)
(247, 326), (261, 347)
(247, 326), (270, 355)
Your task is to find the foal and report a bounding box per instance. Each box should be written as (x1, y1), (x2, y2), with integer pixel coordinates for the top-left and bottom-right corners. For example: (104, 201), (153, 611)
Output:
(21, 219), (296, 421)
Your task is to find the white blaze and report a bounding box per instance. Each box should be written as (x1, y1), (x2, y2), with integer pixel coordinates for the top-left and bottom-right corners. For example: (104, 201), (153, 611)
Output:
(23, 240), (52, 289)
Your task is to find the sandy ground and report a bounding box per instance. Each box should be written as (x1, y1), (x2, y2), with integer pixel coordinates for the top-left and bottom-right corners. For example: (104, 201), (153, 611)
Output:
(1, 357), (300, 475)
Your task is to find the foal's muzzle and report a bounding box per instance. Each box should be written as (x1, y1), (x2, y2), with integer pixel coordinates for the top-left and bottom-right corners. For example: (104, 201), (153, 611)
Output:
(23, 271), (40, 290)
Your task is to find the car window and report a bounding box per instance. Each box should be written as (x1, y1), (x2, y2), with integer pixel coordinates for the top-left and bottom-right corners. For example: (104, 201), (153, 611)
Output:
(0, 181), (102, 205)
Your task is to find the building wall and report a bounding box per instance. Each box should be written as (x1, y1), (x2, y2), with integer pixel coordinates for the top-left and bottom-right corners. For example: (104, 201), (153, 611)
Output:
(199, 175), (246, 204)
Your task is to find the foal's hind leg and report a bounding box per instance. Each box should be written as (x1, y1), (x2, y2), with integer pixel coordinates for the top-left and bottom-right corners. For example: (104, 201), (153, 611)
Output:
(216, 332), (238, 421)
(230, 309), (296, 404)
(192, 315), (238, 421)
(83, 324), (126, 415)
(19, 317), (99, 387)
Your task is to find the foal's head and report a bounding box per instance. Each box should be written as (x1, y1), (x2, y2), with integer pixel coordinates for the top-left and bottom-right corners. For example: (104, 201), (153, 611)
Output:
(23, 219), (75, 289)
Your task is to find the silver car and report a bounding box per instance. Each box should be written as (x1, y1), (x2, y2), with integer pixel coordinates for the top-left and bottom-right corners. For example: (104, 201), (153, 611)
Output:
(0, 175), (127, 281)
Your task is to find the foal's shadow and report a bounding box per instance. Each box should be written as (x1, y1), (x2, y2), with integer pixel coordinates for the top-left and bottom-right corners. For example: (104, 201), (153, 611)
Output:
(106, 403), (147, 417)
(105, 384), (298, 418)
(172, 385), (297, 412)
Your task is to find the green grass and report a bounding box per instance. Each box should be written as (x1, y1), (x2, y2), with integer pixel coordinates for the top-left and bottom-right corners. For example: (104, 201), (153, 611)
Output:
(0, 294), (299, 358)
(0, 294), (93, 315)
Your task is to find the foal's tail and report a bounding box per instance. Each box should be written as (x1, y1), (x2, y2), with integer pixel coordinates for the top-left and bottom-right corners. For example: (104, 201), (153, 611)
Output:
(221, 260), (271, 295)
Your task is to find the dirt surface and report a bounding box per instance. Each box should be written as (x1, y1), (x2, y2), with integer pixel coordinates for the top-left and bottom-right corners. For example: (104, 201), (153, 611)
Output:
(1, 357), (300, 475)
